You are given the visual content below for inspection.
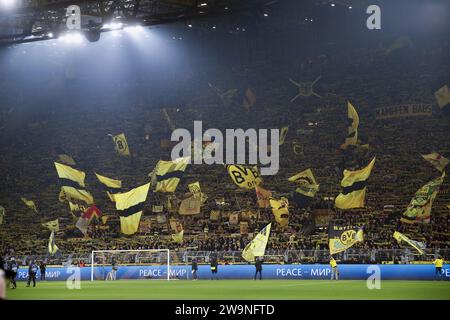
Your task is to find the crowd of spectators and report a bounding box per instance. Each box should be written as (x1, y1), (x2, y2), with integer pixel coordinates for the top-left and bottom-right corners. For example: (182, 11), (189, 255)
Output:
(0, 36), (449, 265)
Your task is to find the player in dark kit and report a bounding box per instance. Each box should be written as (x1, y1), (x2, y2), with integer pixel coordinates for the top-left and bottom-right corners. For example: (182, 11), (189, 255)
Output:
(39, 261), (46, 281)
(254, 257), (263, 280)
(191, 258), (198, 280)
(8, 258), (19, 289)
(26, 260), (38, 287)
(210, 255), (218, 280)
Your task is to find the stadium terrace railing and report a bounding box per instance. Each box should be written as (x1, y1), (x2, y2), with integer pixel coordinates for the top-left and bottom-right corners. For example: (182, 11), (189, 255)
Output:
(8, 249), (449, 266)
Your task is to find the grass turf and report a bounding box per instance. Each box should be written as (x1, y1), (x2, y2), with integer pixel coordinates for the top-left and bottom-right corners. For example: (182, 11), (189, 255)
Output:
(5, 280), (450, 300)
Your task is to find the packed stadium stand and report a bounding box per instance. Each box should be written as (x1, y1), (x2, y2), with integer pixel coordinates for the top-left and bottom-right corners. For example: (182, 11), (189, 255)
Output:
(0, 26), (449, 268)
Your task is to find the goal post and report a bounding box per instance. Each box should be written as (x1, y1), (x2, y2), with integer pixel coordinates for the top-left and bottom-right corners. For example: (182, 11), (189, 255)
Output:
(90, 249), (170, 281)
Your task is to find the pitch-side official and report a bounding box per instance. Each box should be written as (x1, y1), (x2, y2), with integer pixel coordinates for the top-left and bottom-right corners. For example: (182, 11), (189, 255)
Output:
(330, 256), (338, 280)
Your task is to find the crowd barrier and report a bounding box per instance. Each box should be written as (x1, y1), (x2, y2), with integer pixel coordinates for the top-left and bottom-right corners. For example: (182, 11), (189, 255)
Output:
(14, 264), (449, 281)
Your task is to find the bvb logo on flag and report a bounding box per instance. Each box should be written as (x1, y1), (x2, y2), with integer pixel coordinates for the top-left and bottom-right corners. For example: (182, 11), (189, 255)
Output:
(340, 230), (357, 245)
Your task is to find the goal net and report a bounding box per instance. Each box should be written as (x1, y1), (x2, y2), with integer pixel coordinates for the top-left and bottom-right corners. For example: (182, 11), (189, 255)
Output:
(90, 249), (170, 281)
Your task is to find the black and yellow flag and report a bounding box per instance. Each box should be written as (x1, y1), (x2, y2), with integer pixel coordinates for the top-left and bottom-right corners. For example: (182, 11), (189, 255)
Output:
(153, 158), (189, 192)
(329, 225), (363, 254)
(227, 165), (262, 189)
(269, 197), (289, 228)
(115, 183), (150, 235)
(0, 206), (5, 225)
(55, 162), (94, 205)
(95, 172), (122, 202)
(401, 172), (445, 224)
(341, 101), (359, 149)
(335, 157), (376, 209)
(110, 133), (130, 156)
(288, 169), (319, 208)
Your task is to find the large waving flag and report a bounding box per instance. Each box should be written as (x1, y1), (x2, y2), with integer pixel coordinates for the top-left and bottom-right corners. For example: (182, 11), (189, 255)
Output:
(329, 225), (364, 255)
(115, 183), (150, 235)
(393, 231), (426, 254)
(153, 158), (189, 192)
(95, 172), (122, 202)
(335, 158), (376, 209)
(341, 101), (359, 149)
(401, 172), (445, 224)
(54, 162), (94, 205)
(242, 223), (271, 262)
(289, 169), (319, 208)
(421, 153), (449, 172)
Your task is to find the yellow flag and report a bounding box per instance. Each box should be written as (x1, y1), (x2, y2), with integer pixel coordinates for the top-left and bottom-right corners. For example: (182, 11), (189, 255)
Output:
(335, 158), (376, 209)
(434, 85), (450, 108)
(48, 231), (59, 255)
(54, 162), (93, 204)
(21, 197), (38, 213)
(341, 101), (359, 149)
(227, 165), (262, 189)
(111, 133), (130, 156)
(421, 153), (449, 172)
(328, 225), (364, 254)
(269, 197), (289, 227)
(57, 154), (76, 166)
(95, 172), (122, 202)
(188, 181), (201, 198)
(153, 157), (189, 192)
(42, 219), (59, 232)
(242, 223), (271, 262)
(393, 231), (426, 254)
(115, 183), (150, 235)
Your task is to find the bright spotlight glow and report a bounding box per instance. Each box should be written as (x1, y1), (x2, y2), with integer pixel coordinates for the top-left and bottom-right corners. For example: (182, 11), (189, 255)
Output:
(0, 0), (15, 8)
(263, 13), (269, 17)
(102, 22), (123, 30)
(188, 24), (193, 28)
(124, 25), (144, 33)
(348, 6), (352, 9)
(59, 32), (84, 44)
(331, 3), (336, 7)
(47, 32), (54, 38)
(212, 26), (216, 29)
(199, 2), (207, 6)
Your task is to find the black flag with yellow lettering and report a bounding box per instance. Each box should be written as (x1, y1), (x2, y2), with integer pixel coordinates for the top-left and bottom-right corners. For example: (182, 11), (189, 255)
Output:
(54, 162), (94, 205)
(115, 183), (150, 235)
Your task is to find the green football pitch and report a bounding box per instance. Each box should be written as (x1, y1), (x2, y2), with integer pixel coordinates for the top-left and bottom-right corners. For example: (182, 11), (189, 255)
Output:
(5, 280), (450, 300)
